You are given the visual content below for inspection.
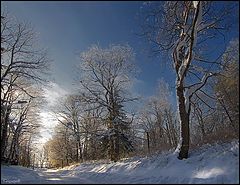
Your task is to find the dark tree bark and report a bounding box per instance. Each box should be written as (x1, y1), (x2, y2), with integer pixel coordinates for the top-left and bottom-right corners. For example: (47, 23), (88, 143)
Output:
(146, 131), (150, 154)
(176, 83), (190, 159)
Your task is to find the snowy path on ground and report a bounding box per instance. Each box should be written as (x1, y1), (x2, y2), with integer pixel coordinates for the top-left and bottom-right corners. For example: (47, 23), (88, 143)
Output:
(1, 140), (239, 184)
(1, 166), (93, 184)
(37, 168), (94, 184)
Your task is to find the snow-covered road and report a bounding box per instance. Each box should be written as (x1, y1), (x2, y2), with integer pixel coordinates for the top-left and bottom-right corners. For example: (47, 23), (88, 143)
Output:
(1, 166), (94, 184)
(37, 168), (94, 184)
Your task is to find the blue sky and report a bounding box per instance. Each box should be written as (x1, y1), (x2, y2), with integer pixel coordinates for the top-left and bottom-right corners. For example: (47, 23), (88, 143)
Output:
(2, 1), (238, 144)
(2, 1), (176, 99)
(3, 1), (238, 98)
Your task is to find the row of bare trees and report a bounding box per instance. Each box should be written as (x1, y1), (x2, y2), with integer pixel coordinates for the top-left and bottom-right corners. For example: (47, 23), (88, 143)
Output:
(44, 2), (238, 168)
(45, 37), (238, 168)
(1, 13), (49, 166)
(137, 80), (178, 155)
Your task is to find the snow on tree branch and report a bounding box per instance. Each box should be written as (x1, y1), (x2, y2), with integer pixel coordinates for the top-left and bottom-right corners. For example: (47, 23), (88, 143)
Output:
(184, 72), (215, 113)
(193, 1), (199, 9)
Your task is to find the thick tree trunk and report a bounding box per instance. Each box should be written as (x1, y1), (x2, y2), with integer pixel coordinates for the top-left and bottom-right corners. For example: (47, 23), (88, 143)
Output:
(78, 141), (83, 162)
(8, 136), (15, 161)
(114, 130), (120, 162)
(146, 131), (150, 154)
(1, 123), (8, 158)
(8, 129), (20, 163)
(1, 107), (11, 159)
(177, 83), (190, 159)
(76, 142), (79, 162)
(84, 136), (88, 160)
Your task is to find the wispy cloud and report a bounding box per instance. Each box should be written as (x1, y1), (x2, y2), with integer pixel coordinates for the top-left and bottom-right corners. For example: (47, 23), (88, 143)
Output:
(38, 111), (58, 144)
(37, 81), (69, 145)
(38, 110), (66, 145)
(39, 111), (59, 129)
(43, 81), (69, 107)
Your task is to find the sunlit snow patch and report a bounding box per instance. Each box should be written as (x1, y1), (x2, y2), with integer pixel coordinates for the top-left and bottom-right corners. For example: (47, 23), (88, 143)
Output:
(194, 168), (225, 179)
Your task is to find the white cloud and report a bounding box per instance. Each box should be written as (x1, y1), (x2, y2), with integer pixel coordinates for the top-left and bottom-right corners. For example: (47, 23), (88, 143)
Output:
(43, 81), (69, 107)
(39, 111), (59, 129)
(37, 110), (68, 146)
(37, 111), (59, 145)
(35, 82), (70, 146)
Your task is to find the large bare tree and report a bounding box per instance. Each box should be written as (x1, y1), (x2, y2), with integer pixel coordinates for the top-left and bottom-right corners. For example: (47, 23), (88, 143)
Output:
(78, 44), (137, 162)
(140, 1), (237, 159)
(1, 12), (49, 162)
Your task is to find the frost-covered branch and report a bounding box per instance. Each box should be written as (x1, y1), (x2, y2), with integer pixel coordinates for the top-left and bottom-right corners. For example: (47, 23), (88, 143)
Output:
(184, 72), (216, 113)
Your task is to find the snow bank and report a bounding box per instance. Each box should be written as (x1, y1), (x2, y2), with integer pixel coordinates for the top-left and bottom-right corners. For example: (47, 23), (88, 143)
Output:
(1, 140), (239, 184)
(60, 140), (239, 184)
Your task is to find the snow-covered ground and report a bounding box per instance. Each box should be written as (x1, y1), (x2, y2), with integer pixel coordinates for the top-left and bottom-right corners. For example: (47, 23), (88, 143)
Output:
(1, 140), (239, 184)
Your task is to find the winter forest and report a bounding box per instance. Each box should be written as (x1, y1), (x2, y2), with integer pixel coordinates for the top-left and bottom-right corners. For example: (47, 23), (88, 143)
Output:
(1, 1), (239, 184)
